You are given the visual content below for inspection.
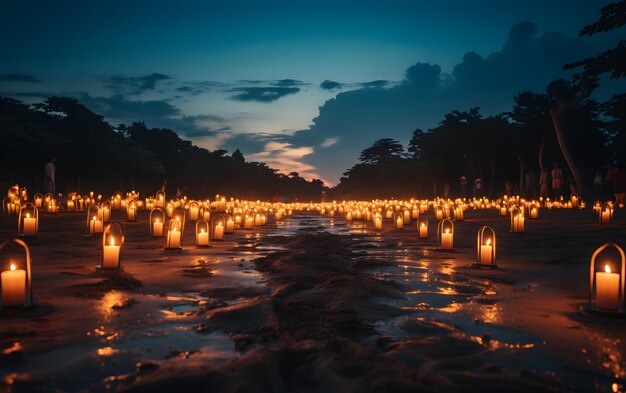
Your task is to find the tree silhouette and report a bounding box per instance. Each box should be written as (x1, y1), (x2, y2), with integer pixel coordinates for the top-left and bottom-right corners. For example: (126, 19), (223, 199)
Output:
(359, 138), (405, 164)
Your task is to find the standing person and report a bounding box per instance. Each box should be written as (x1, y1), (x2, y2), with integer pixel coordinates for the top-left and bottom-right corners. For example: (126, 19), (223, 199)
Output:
(593, 171), (603, 200)
(473, 177), (483, 198)
(44, 157), (56, 195)
(525, 169), (538, 199)
(551, 163), (564, 200)
(539, 167), (550, 199)
(610, 164), (626, 208)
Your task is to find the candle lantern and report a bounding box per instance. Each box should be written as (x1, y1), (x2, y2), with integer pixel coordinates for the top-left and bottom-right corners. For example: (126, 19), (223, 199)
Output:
(126, 201), (138, 222)
(393, 212), (404, 230)
(588, 243), (625, 314)
(150, 208), (165, 236)
(417, 217), (428, 239)
(475, 226), (496, 268)
(211, 215), (225, 241)
(373, 213), (383, 230)
(243, 209), (254, 229)
(98, 223), (124, 271)
(402, 209), (411, 225)
(187, 201), (200, 222)
(570, 193), (579, 209)
(599, 203), (613, 225)
(434, 205), (444, 221)
(510, 206), (525, 233)
(453, 205), (464, 221)
(195, 219), (211, 247)
(99, 201), (111, 223)
(156, 190), (165, 209)
(437, 218), (454, 250)
(593, 201), (602, 216)
(18, 204), (39, 237)
(87, 205), (104, 235)
(499, 204), (508, 216)
(224, 214), (235, 233)
(0, 238), (36, 309)
(19, 187), (28, 202)
(528, 203), (539, 220)
(165, 215), (184, 251)
(34, 193), (43, 208)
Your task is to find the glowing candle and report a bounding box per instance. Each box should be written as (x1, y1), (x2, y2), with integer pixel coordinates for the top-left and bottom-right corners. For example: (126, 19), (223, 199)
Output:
(512, 214), (524, 232)
(244, 217), (253, 229)
(275, 212), (283, 221)
(1, 264), (26, 306)
(596, 265), (619, 310)
(197, 228), (209, 246)
(153, 219), (163, 236)
(226, 219), (234, 233)
(167, 228), (181, 248)
(213, 223), (224, 240)
(102, 237), (120, 269)
(500, 206), (507, 216)
(600, 210), (610, 225)
(435, 209), (443, 221)
(190, 206), (199, 221)
(480, 238), (493, 265)
(374, 216), (382, 230)
(23, 214), (36, 236)
(127, 206), (136, 221)
(530, 207), (538, 219)
(395, 216), (403, 230)
(441, 229), (453, 249)
(67, 200), (74, 210)
(419, 223), (428, 238)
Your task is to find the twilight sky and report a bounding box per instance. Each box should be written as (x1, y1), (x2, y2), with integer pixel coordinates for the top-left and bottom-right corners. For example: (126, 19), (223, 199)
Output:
(1, 0), (622, 185)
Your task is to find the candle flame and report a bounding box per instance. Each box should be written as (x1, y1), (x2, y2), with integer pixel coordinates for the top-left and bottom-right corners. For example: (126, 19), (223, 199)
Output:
(421, 223), (425, 227)
(200, 228), (205, 233)
(605, 265), (611, 274)
(10, 264), (16, 271)
(26, 213), (30, 218)
(445, 229), (450, 234)
(486, 238), (491, 246)
(110, 237), (115, 246)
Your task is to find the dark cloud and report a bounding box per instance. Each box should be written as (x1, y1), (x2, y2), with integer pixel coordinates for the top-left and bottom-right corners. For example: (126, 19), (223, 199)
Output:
(271, 21), (607, 183)
(271, 79), (308, 87)
(359, 80), (389, 88)
(101, 73), (172, 95)
(228, 87), (300, 103)
(320, 80), (343, 90)
(0, 74), (42, 83)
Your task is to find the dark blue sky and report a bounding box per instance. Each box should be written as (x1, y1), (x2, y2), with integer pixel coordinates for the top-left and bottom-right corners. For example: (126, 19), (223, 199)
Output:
(1, 0), (621, 184)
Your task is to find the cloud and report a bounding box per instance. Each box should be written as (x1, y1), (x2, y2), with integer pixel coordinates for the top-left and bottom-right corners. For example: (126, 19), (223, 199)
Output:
(359, 80), (389, 88)
(276, 21), (604, 183)
(320, 80), (343, 90)
(0, 74), (42, 83)
(101, 73), (172, 95)
(228, 86), (300, 103)
(1, 91), (51, 98)
(271, 79), (308, 87)
(247, 141), (320, 180)
(320, 137), (339, 148)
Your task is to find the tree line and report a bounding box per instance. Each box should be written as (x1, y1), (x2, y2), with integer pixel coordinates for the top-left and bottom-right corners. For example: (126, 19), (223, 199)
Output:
(0, 96), (327, 200)
(335, 1), (625, 200)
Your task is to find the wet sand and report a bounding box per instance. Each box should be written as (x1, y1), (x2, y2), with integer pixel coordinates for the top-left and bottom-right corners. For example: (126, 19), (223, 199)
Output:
(0, 207), (625, 392)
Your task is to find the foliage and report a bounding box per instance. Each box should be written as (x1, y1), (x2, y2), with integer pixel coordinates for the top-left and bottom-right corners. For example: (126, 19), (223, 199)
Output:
(0, 96), (327, 200)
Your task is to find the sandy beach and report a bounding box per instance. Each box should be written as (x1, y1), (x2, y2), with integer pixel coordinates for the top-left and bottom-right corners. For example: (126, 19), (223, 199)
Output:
(0, 205), (625, 392)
